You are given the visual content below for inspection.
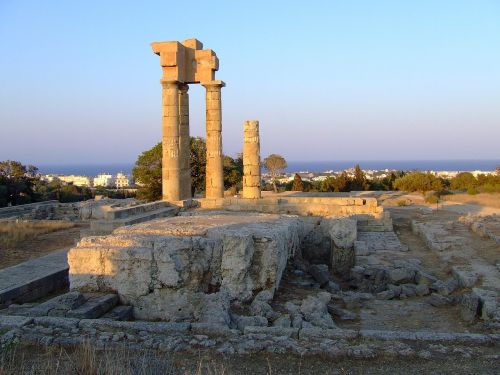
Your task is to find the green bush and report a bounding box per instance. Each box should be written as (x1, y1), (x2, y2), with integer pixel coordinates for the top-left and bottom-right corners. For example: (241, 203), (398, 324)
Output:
(467, 187), (479, 195)
(425, 194), (439, 204)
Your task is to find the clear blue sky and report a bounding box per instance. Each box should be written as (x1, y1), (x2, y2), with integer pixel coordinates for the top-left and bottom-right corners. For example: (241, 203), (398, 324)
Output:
(1, 0), (499, 165)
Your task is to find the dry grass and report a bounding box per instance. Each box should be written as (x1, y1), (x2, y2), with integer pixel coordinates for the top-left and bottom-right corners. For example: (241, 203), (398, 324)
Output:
(441, 193), (500, 209)
(0, 220), (76, 249)
(0, 341), (177, 375)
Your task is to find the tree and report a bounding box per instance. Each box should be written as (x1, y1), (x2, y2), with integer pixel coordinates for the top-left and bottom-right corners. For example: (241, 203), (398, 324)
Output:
(495, 165), (500, 176)
(223, 153), (243, 191)
(190, 137), (206, 196)
(450, 172), (478, 191)
(350, 164), (369, 191)
(393, 172), (443, 195)
(132, 143), (162, 202)
(0, 160), (38, 206)
(292, 173), (304, 192)
(132, 137), (242, 201)
(263, 154), (287, 193)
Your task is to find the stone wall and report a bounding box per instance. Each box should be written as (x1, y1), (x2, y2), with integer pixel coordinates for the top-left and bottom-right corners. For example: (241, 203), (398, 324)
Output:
(198, 196), (383, 217)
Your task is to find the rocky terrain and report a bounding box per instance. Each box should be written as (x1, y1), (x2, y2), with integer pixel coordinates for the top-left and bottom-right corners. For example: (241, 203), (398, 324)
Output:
(1, 199), (499, 373)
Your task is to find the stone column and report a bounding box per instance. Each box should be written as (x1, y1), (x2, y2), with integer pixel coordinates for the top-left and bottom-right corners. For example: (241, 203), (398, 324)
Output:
(161, 80), (181, 201)
(178, 83), (191, 200)
(202, 81), (225, 199)
(242, 120), (261, 199)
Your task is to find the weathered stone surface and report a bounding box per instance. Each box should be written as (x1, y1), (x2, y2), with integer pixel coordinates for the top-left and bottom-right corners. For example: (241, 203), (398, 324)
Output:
(309, 264), (330, 287)
(300, 293), (335, 329)
(472, 288), (498, 321)
(433, 279), (459, 296)
(231, 314), (268, 331)
(452, 266), (480, 288)
(460, 292), (480, 322)
(66, 294), (118, 319)
(33, 316), (80, 329)
(70, 214), (302, 321)
(299, 327), (358, 340)
(272, 314), (291, 328)
(242, 120), (261, 199)
(101, 305), (133, 321)
(429, 293), (452, 307)
(0, 315), (33, 329)
(388, 268), (415, 284)
(19, 292), (86, 317)
(243, 326), (299, 339)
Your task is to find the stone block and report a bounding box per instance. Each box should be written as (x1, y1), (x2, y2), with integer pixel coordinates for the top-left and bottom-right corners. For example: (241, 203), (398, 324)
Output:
(0, 315), (33, 330)
(299, 327), (358, 340)
(191, 323), (238, 337)
(243, 326), (299, 339)
(452, 266), (480, 288)
(66, 294), (118, 319)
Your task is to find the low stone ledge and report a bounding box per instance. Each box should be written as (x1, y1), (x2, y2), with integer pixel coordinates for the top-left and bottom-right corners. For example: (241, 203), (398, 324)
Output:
(360, 329), (498, 344)
(0, 315), (33, 330)
(243, 326), (299, 339)
(299, 327), (358, 341)
(33, 316), (80, 329)
(191, 323), (239, 337)
(78, 319), (190, 334)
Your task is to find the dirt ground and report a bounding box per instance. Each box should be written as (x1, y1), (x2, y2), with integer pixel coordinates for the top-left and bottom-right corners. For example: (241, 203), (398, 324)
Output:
(0, 222), (88, 270)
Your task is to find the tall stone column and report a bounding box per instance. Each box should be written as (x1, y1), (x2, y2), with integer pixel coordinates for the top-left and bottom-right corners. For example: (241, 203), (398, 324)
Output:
(178, 83), (191, 199)
(161, 80), (181, 201)
(242, 120), (261, 199)
(202, 81), (225, 199)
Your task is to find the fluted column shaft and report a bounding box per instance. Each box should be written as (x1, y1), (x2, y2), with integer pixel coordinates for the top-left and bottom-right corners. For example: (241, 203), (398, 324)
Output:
(178, 83), (191, 199)
(161, 81), (181, 201)
(243, 120), (261, 199)
(202, 81), (225, 199)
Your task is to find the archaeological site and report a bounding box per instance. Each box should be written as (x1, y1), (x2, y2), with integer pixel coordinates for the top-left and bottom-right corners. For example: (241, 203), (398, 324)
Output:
(1, 39), (499, 372)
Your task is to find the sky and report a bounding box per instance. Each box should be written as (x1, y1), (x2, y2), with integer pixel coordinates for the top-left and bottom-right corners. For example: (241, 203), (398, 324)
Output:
(0, 0), (499, 165)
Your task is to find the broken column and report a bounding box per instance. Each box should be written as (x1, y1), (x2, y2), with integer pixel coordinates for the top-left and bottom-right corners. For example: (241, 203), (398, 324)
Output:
(161, 80), (181, 201)
(242, 120), (261, 199)
(203, 80), (225, 199)
(178, 83), (191, 199)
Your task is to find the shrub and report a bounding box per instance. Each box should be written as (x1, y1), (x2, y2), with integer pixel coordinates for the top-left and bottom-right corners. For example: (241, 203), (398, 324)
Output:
(467, 187), (479, 195)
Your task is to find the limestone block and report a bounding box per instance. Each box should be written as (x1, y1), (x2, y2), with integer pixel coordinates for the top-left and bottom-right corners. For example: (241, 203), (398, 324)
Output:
(322, 217), (357, 249)
(243, 175), (261, 188)
(243, 164), (260, 176)
(69, 215), (302, 321)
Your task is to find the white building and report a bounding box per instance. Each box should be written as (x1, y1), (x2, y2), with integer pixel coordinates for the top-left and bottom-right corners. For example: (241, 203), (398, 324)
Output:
(58, 175), (93, 187)
(94, 173), (115, 187)
(115, 172), (131, 188)
(42, 174), (92, 187)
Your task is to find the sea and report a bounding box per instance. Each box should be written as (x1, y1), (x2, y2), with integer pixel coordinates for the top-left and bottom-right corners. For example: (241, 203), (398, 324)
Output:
(37, 160), (500, 176)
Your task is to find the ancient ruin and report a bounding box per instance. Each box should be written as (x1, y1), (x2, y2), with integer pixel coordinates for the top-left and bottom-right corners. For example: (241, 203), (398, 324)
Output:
(242, 120), (261, 199)
(1, 38), (499, 368)
(151, 39), (224, 201)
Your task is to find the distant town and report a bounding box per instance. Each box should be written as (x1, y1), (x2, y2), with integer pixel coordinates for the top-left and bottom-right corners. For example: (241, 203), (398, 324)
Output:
(40, 172), (135, 189)
(39, 168), (497, 189)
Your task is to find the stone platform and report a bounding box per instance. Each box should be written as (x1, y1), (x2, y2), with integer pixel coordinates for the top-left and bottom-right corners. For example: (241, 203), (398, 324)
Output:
(196, 196), (383, 217)
(0, 249), (69, 308)
(69, 213), (304, 321)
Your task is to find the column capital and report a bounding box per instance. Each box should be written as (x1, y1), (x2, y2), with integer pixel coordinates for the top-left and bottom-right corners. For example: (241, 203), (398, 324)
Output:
(160, 79), (180, 88)
(201, 80), (225, 89)
(178, 83), (189, 94)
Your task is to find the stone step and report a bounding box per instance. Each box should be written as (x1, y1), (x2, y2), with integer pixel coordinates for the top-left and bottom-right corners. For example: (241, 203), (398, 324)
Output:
(101, 305), (133, 321)
(0, 249), (69, 308)
(18, 291), (86, 317)
(356, 231), (407, 252)
(66, 294), (119, 319)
